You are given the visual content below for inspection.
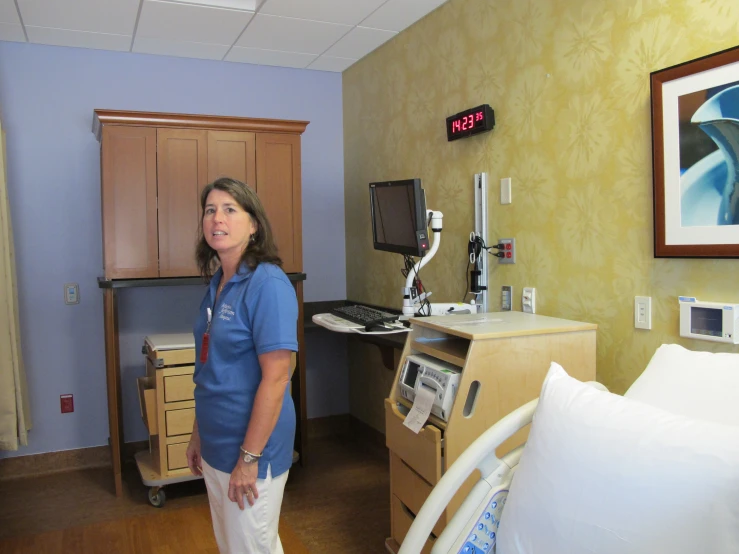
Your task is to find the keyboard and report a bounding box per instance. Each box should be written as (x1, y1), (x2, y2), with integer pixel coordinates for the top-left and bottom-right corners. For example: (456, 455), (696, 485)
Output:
(331, 304), (399, 326)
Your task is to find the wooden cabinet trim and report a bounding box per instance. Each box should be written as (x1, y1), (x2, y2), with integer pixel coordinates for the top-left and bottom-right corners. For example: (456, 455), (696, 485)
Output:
(94, 109), (309, 140)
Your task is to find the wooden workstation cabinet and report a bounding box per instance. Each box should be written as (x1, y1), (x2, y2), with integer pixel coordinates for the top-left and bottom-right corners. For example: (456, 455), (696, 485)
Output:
(385, 311), (597, 553)
(95, 110), (309, 496)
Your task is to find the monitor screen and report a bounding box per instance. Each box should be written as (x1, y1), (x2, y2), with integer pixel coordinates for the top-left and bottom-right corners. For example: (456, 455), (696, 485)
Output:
(369, 179), (428, 256)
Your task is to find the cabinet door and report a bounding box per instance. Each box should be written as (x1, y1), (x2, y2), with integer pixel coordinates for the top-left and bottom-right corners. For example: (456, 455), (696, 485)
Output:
(207, 131), (256, 187)
(157, 129), (208, 277)
(255, 133), (302, 273)
(101, 126), (158, 279)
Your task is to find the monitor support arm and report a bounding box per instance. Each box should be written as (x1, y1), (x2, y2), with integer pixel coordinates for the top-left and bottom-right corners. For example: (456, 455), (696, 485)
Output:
(402, 210), (443, 317)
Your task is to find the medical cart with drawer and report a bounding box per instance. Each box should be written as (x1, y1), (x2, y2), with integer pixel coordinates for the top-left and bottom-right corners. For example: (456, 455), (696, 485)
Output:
(384, 312), (597, 553)
(136, 333), (199, 507)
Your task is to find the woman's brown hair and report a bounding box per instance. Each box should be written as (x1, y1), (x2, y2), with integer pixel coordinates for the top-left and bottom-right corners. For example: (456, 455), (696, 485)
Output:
(196, 177), (282, 281)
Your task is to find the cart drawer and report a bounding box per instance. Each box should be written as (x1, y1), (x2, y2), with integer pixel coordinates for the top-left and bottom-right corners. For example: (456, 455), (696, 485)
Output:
(391, 494), (435, 554)
(167, 442), (189, 470)
(385, 399), (443, 484)
(390, 452), (446, 537)
(137, 377), (157, 435)
(164, 373), (195, 403)
(165, 408), (195, 437)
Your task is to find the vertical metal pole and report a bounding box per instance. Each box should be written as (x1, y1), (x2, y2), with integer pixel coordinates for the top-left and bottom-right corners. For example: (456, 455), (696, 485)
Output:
(474, 173), (488, 312)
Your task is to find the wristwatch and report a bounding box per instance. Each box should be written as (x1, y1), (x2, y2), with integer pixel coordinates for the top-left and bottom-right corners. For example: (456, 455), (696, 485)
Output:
(240, 446), (262, 464)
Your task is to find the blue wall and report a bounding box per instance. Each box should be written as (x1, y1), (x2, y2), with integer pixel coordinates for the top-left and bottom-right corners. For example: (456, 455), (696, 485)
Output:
(0, 41), (348, 457)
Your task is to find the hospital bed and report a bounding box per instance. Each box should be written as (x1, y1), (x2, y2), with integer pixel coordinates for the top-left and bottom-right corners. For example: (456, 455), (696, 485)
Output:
(399, 344), (739, 554)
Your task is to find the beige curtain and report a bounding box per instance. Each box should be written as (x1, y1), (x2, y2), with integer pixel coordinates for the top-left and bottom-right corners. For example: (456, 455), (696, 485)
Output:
(0, 117), (31, 451)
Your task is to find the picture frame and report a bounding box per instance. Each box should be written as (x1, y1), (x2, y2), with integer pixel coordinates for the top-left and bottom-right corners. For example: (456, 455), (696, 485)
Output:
(651, 44), (739, 257)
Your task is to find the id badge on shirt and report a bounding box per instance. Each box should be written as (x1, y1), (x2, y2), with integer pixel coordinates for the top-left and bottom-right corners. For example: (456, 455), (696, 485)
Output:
(201, 307), (212, 363)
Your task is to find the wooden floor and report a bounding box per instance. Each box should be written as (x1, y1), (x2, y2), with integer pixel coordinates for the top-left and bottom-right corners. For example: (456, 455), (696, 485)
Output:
(0, 429), (390, 553)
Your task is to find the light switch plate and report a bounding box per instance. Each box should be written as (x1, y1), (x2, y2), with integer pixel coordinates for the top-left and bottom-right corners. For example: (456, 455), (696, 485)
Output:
(501, 285), (512, 311)
(64, 283), (79, 305)
(500, 177), (512, 204)
(635, 296), (651, 329)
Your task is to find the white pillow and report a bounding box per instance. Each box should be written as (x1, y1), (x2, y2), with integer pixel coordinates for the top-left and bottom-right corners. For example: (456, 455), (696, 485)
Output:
(625, 344), (739, 426)
(497, 362), (739, 554)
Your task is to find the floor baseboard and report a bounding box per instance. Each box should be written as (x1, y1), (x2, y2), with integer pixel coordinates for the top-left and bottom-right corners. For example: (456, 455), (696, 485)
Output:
(0, 445), (111, 482)
(0, 416), (387, 482)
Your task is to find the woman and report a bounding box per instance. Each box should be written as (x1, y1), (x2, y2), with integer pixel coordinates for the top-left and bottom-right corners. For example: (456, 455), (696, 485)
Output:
(186, 177), (298, 554)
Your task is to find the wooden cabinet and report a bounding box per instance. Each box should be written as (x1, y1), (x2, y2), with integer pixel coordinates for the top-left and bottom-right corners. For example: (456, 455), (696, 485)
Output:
(384, 312), (597, 553)
(100, 126), (158, 279)
(207, 130), (256, 186)
(94, 110), (308, 279)
(157, 129), (208, 277)
(256, 133), (302, 274)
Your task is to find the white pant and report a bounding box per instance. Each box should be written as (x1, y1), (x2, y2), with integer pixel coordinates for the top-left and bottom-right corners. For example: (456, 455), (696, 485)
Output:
(201, 457), (289, 554)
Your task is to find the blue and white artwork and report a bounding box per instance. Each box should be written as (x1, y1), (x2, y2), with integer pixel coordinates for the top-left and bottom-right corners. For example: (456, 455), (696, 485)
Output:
(679, 82), (739, 227)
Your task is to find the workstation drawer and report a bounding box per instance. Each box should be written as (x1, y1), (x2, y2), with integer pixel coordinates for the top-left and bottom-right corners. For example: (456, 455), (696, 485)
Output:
(164, 373), (195, 403)
(167, 442), (189, 471)
(391, 494), (435, 554)
(385, 399), (443, 485)
(165, 407), (195, 437)
(390, 452), (446, 538)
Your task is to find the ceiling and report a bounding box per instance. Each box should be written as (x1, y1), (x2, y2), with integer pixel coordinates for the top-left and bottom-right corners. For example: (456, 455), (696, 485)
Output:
(0, 0), (447, 72)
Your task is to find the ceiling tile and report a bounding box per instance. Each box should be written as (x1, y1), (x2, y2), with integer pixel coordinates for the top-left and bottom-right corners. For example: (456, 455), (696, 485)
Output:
(226, 46), (316, 68)
(307, 55), (357, 73)
(361, 0), (446, 32)
(323, 26), (395, 59)
(137, 1), (253, 45)
(25, 26), (131, 52)
(167, 0), (256, 10)
(260, 0), (385, 25)
(17, 0), (140, 36)
(0, 23), (25, 42)
(0, 0), (21, 25)
(236, 14), (350, 55)
(133, 36), (230, 60)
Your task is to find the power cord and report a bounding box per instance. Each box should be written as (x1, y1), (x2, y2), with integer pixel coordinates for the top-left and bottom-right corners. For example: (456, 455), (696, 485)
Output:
(402, 253), (431, 316)
(467, 234), (494, 296)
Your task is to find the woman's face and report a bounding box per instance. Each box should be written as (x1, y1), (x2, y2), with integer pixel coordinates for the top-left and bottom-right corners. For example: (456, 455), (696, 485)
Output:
(202, 189), (257, 258)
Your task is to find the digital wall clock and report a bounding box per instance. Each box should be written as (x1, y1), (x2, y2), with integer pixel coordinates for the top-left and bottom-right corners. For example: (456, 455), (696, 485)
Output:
(446, 104), (495, 141)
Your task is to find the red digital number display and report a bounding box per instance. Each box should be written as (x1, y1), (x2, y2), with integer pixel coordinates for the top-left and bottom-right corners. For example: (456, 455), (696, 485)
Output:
(446, 105), (494, 142)
(451, 111), (483, 134)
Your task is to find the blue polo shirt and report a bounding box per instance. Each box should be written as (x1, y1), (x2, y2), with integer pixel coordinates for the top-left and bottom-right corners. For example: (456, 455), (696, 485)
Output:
(193, 262), (298, 479)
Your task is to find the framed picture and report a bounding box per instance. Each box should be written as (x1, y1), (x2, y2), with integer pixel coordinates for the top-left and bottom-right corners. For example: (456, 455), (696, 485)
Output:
(651, 44), (739, 257)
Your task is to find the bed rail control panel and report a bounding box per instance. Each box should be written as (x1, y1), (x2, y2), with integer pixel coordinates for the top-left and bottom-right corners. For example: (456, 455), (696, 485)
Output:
(457, 490), (507, 553)
(397, 353), (461, 421)
(679, 297), (739, 344)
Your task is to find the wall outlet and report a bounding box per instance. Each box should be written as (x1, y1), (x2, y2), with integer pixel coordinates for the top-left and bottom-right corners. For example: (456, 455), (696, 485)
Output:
(498, 238), (515, 264)
(522, 287), (536, 314)
(60, 394), (74, 414)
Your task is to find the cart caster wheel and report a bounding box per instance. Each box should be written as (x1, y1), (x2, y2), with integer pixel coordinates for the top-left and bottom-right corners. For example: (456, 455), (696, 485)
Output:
(148, 487), (166, 508)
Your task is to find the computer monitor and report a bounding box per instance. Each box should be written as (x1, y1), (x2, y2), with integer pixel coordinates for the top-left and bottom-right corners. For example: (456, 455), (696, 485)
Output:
(369, 178), (429, 256)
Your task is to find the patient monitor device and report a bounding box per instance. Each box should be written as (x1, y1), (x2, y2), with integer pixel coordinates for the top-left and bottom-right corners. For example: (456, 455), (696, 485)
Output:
(369, 178), (479, 317)
(679, 297), (739, 344)
(398, 353), (461, 422)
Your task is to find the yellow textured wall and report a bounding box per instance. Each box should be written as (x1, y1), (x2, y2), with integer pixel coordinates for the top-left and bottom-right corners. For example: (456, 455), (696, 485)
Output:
(343, 0), (739, 402)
